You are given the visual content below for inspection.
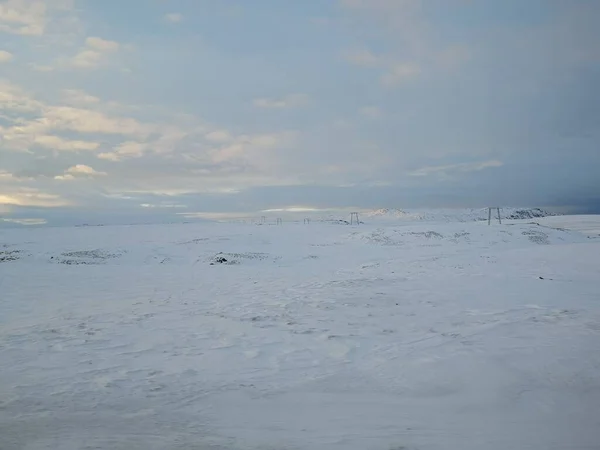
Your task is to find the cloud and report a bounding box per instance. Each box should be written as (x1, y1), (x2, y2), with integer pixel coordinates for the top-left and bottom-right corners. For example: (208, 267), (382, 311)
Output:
(0, 171), (33, 182)
(310, 17), (330, 26)
(0, 0), (77, 36)
(70, 50), (104, 68)
(98, 141), (147, 161)
(140, 202), (186, 209)
(85, 36), (120, 51)
(62, 89), (100, 105)
(0, 81), (173, 160)
(340, 0), (469, 84)
(1, 94), (150, 151)
(41, 106), (150, 136)
(0, 189), (69, 207)
(339, 0), (421, 26)
(339, 0), (423, 43)
(340, 0), (418, 10)
(262, 206), (324, 213)
(54, 164), (107, 180)
(380, 62), (421, 86)
(360, 106), (383, 119)
(0, 50), (13, 62)
(343, 48), (381, 67)
(0, 0), (46, 35)
(1, 217), (47, 225)
(176, 211), (248, 221)
(165, 13), (183, 23)
(188, 131), (298, 170)
(65, 164), (105, 176)
(409, 160), (504, 177)
(205, 130), (233, 143)
(436, 45), (470, 70)
(0, 79), (43, 112)
(29, 63), (54, 72)
(70, 36), (121, 69)
(1, 80), (211, 164)
(253, 94), (310, 109)
(1, 1), (598, 223)
(34, 135), (100, 151)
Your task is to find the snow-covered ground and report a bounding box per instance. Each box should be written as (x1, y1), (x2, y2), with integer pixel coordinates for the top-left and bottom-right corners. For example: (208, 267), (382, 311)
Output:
(1, 213), (599, 450)
(359, 207), (557, 224)
(537, 215), (600, 238)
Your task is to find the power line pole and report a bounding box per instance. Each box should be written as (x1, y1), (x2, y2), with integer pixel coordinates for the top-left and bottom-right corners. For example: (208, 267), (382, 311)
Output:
(488, 207), (501, 225)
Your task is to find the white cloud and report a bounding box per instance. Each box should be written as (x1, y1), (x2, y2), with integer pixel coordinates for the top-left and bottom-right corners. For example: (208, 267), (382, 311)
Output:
(0, 79), (43, 112)
(177, 211), (248, 221)
(53, 174), (75, 180)
(85, 36), (120, 51)
(65, 164), (105, 176)
(0, 0), (46, 35)
(380, 62), (421, 86)
(437, 45), (470, 69)
(0, 50), (13, 62)
(55, 164), (107, 180)
(165, 13), (183, 23)
(0, 189), (69, 207)
(341, 0), (470, 83)
(253, 94), (310, 109)
(360, 106), (383, 119)
(0, 0), (77, 36)
(205, 130), (233, 143)
(343, 48), (381, 67)
(34, 135), (100, 151)
(3, 112), (138, 151)
(1, 217), (47, 225)
(310, 17), (330, 26)
(71, 50), (103, 68)
(0, 80), (198, 163)
(3, 110), (115, 148)
(42, 106), (150, 136)
(0, 171), (32, 182)
(140, 203), (186, 209)
(339, 0), (422, 27)
(0, 171), (15, 180)
(0, 82), (152, 150)
(262, 206), (323, 213)
(98, 141), (147, 161)
(62, 89), (100, 105)
(1, 79), (309, 198)
(332, 118), (351, 128)
(96, 153), (119, 161)
(70, 36), (121, 69)
(209, 131), (297, 170)
(409, 160), (504, 177)
(29, 63), (54, 72)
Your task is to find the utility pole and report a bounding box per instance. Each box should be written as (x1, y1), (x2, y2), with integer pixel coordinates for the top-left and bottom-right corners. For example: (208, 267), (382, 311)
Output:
(488, 207), (501, 225)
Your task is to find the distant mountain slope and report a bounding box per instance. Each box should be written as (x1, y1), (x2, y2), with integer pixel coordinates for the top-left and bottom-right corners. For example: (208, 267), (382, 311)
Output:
(359, 207), (559, 223)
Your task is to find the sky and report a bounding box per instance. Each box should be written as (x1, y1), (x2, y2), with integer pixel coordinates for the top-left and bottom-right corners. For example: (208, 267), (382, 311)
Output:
(1, 0), (599, 226)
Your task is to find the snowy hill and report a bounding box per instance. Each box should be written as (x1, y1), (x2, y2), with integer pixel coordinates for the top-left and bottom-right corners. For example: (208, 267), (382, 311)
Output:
(359, 207), (558, 224)
(362, 208), (421, 220)
(1, 216), (599, 450)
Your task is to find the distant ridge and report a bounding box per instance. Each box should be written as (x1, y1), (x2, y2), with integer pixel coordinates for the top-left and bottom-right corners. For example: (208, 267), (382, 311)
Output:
(359, 207), (559, 223)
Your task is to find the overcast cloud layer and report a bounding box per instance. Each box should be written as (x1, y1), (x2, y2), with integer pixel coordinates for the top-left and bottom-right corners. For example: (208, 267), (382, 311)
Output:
(1, 0), (599, 226)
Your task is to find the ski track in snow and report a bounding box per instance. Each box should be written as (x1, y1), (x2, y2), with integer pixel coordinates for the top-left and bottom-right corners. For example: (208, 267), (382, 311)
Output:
(1, 216), (600, 450)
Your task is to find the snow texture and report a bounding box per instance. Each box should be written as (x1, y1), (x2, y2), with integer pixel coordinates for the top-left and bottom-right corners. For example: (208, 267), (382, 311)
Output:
(361, 207), (557, 223)
(1, 211), (599, 450)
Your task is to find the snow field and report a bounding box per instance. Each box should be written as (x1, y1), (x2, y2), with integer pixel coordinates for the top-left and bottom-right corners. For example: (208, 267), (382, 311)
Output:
(1, 216), (599, 449)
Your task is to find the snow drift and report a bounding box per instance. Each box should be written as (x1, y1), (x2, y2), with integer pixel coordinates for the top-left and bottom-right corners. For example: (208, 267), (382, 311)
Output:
(1, 216), (599, 450)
